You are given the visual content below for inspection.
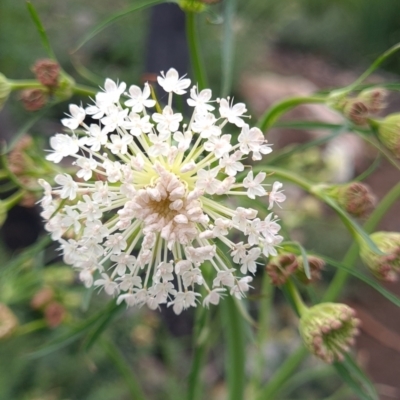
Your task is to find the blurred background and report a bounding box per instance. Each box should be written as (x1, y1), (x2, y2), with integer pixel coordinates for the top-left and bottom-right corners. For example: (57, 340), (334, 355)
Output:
(0, 1), (400, 399)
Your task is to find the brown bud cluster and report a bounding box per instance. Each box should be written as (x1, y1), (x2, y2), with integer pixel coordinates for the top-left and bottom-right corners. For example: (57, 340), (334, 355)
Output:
(296, 255), (325, 285)
(20, 88), (47, 111)
(266, 253), (299, 286)
(32, 59), (60, 88)
(336, 182), (376, 218)
(31, 288), (65, 328)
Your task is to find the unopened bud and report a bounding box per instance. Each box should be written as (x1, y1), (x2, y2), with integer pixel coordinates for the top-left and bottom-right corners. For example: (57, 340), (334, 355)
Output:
(31, 288), (54, 310)
(266, 253), (299, 286)
(326, 182), (376, 218)
(32, 59), (60, 87)
(44, 302), (66, 328)
(0, 73), (11, 111)
(53, 71), (75, 101)
(377, 113), (400, 158)
(0, 303), (19, 340)
(360, 231), (400, 282)
(299, 303), (360, 364)
(358, 88), (387, 114)
(343, 100), (369, 126)
(20, 88), (47, 111)
(296, 255), (325, 284)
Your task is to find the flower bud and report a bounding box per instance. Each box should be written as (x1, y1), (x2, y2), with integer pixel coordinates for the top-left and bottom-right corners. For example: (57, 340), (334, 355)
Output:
(360, 231), (400, 282)
(266, 253), (299, 286)
(299, 303), (360, 364)
(32, 59), (60, 87)
(0, 73), (11, 110)
(44, 301), (66, 328)
(0, 303), (19, 340)
(377, 113), (400, 158)
(53, 71), (75, 101)
(31, 288), (54, 310)
(343, 100), (369, 126)
(20, 88), (47, 111)
(327, 182), (376, 218)
(358, 88), (387, 114)
(295, 255), (325, 284)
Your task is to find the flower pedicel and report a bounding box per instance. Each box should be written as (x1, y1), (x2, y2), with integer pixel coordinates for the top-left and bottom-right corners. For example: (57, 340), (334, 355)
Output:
(40, 68), (286, 314)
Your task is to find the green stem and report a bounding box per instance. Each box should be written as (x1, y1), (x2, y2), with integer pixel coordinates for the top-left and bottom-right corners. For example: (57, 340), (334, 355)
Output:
(251, 274), (274, 393)
(101, 337), (146, 400)
(73, 84), (98, 97)
(15, 319), (47, 336)
(345, 43), (400, 92)
(257, 96), (327, 132)
(256, 346), (309, 400)
(187, 306), (210, 400)
(323, 180), (400, 301)
(185, 11), (208, 90)
(4, 190), (25, 209)
(285, 279), (308, 316)
(222, 295), (246, 400)
(9, 80), (45, 90)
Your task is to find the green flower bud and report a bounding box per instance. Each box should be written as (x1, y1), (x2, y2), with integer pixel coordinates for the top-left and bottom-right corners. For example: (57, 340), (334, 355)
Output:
(360, 231), (400, 282)
(295, 255), (325, 284)
(266, 253), (299, 286)
(299, 303), (360, 364)
(0, 303), (19, 340)
(0, 73), (11, 111)
(377, 113), (400, 158)
(326, 182), (376, 218)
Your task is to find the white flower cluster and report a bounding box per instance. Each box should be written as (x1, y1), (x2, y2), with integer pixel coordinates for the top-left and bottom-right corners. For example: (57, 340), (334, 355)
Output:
(40, 68), (286, 314)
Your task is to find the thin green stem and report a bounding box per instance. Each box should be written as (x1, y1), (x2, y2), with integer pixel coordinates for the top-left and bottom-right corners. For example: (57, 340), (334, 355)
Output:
(73, 84), (98, 97)
(222, 296), (246, 400)
(257, 96), (327, 132)
(250, 274), (274, 394)
(101, 337), (146, 400)
(9, 80), (45, 90)
(4, 190), (26, 209)
(256, 346), (308, 400)
(186, 12), (208, 90)
(187, 306), (210, 400)
(285, 279), (308, 316)
(323, 180), (400, 301)
(15, 319), (47, 336)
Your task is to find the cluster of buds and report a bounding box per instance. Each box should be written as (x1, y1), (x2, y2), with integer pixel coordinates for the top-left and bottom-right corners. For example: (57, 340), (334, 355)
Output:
(0, 303), (19, 340)
(330, 88), (387, 126)
(360, 231), (400, 282)
(266, 253), (325, 286)
(299, 303), (360, 364)
(324, 182), (376, 218)
(31, 288), (66, 328)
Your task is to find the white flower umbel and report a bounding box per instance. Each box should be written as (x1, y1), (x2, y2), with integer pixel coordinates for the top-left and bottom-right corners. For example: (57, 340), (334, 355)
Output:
(40, 69), (285, 314)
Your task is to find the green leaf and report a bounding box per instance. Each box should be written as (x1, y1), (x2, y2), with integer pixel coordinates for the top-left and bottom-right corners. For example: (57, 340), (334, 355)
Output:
(321, 196), (384, 256)
(333, 354), (378, 400)
(319, 255), (400, 308)
(26, 301), (121, 359)
(221, 0), (237, 97)
(74, 0), (165, 52)
(83, 302), (124, 351)
(26, 1), (57, 60)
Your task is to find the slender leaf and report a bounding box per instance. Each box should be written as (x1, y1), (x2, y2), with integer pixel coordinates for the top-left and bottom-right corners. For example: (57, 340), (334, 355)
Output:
(333, 354), (378, 400)
(221, 0), (237, 97)
(83, 302), (124, 351)
(26, 301), (120, 359)
(74, 0), (165, 52)
(26, 1), (57, 59)
(354, 154), (381, 182)
(320, 255), (400, 308)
